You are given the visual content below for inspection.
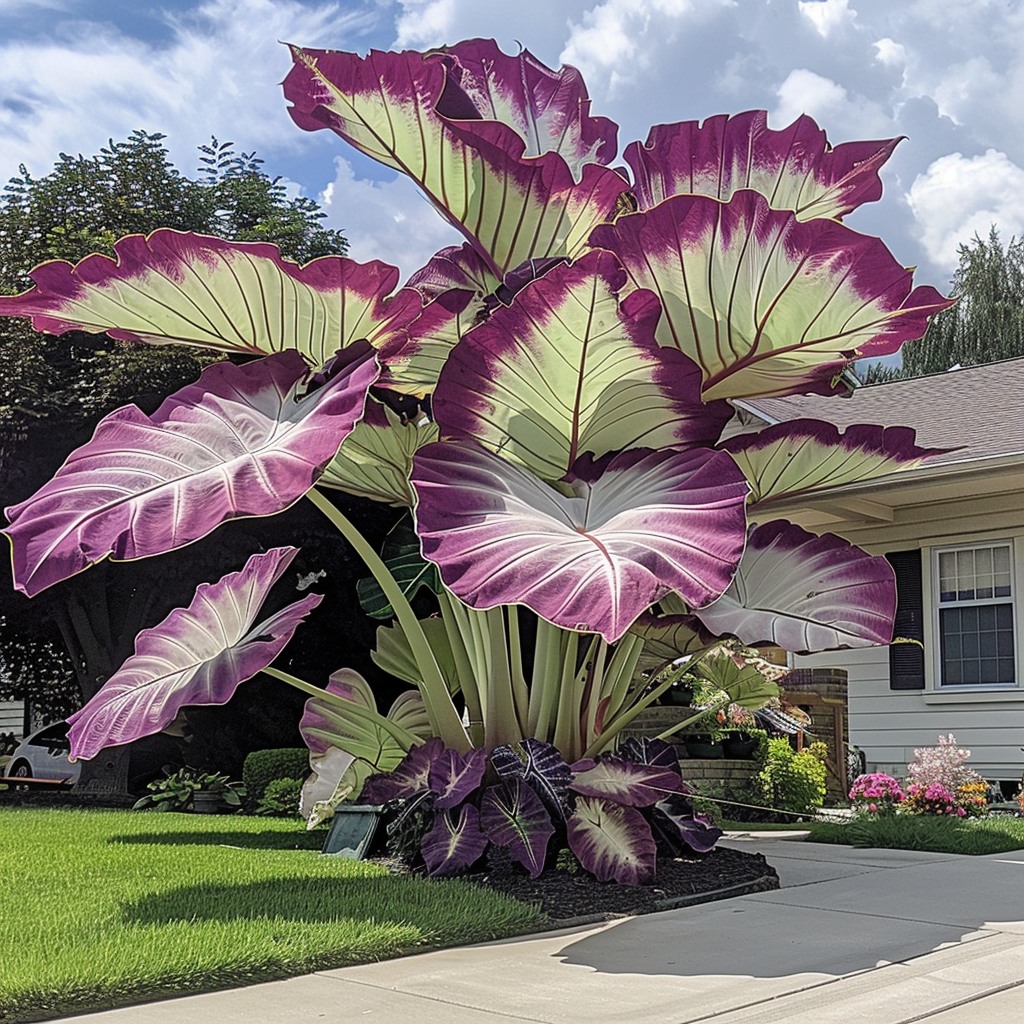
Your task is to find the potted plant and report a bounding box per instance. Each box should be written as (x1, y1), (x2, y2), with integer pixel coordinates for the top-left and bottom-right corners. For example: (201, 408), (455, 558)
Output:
(133, 766), (245, 813)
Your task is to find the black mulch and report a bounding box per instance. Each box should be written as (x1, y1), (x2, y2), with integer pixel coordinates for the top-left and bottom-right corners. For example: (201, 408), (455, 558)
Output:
(466, 846), (779, 923)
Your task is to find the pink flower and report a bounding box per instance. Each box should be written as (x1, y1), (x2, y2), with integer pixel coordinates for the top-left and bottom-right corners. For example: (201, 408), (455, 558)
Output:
(868, 803), (877, 813)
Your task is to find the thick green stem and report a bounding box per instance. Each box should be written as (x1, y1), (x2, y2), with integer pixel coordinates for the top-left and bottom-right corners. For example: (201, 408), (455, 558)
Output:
(305, 488), (469, 752)
(528, 619), (565, 740)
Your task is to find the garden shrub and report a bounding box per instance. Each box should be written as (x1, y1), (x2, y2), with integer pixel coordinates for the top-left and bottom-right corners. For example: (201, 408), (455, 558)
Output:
(254, 776), (304, 817)
(756, 738), (827, 815)
(848, 772), (905, 815)
(242, 748), (309, 810)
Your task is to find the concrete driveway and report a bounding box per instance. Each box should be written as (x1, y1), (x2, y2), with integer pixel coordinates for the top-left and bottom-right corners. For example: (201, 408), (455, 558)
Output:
(57, 834), (1024, 1024)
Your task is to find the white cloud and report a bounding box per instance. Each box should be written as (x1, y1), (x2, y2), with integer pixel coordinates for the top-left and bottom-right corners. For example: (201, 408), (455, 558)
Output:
(906, 150), (1024, 271)
(394, 0), (458, 47)
(0, 0), (374, 183)
(318, 157), (461, 278)
(560, 0), (734, 97)
(771, 69), (893, 139)
(798, 0), (857, 39)
(873, 37), (906, 67)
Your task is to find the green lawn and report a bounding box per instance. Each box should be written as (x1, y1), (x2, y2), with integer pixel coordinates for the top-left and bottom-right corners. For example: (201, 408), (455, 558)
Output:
(0, 807), (545, 1024)
(723, 814), (1024, 855)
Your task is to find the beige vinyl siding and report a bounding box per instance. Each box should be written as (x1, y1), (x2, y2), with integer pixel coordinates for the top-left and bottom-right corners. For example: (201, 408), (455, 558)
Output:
(788, 483), (1024, 783)
(0, 700), (25, 736)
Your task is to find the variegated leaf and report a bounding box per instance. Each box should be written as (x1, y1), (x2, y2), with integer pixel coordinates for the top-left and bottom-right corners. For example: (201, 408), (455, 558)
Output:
(433, 249), (731, 480)
(4, 348), (377, 596)
(590, 190), (952, 400)
(284, 46), (627, 276)
(411, 442), (749, 643)
(694, 520), (897, 652)
(625, 111), (900, 220)
(67, 547), (319, 760)
(720, 420), (948, 504)
(0, 230), (427, 368)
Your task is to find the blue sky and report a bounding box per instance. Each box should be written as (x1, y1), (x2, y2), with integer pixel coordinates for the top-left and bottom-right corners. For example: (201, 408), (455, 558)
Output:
(1, 0), (1022, 293)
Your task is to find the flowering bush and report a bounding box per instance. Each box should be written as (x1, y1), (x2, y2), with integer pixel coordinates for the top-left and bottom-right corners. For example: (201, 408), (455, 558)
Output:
(904, 782), (965, 816)
(848, 772), (905, 815)
(904, 734), (988, 817)
(956, 779), (990, 818)
(906, 734), (982, 792)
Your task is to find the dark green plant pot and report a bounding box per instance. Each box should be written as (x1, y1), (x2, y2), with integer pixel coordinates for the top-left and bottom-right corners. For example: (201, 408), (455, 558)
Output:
(684, 737), (723, 759)
(723, 734), (759, 759)
(192, 790), (227, 814)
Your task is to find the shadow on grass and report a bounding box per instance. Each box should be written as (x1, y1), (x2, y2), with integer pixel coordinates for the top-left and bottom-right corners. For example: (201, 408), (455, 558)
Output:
(123, 876), (405, 926)
(108, 829), (325, 851)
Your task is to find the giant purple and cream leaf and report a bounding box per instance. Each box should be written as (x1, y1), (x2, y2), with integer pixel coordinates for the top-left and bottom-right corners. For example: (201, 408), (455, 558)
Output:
(432, 250), (731, 481)
(590, 190), (952, 400)
(625, 111), (900, 221)
(284, 45), (628, 276)
(0, 230), (433, 369)
(720, 421), (948, 505)
(431, 38), (618, 178)
(411, 443), (749, 642)
(694, 520), (897, 652)
(67, 547), (319, 761)
(3, 348), (377, 597)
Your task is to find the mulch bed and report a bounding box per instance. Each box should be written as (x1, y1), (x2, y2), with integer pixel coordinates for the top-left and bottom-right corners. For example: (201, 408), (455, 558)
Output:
(468, 846), (779, 924)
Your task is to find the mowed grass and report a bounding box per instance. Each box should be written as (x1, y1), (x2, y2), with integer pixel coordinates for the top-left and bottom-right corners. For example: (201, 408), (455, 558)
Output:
(0, 807), (545, 1024)
(723, 814), (1024, 855)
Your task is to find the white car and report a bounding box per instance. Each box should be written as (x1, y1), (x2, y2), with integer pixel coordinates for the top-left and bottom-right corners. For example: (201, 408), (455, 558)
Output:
(4, 721), (80, 784)
(4, 721), (185, 791)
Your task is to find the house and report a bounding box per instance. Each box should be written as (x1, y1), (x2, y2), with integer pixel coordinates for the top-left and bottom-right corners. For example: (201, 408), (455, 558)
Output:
(736, 357), (1024, 788)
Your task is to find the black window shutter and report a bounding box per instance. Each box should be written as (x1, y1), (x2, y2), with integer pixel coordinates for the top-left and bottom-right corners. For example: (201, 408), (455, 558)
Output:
(887, 549), (926, 689)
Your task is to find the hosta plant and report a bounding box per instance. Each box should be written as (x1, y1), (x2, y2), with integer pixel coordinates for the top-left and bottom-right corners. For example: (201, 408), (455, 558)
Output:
(0, 39), (951, 885)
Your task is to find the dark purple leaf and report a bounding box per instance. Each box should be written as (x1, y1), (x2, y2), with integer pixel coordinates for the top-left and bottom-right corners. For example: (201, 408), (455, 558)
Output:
(421, 802), (489, 876)
(361, 737), (445, 804)
(616, 738), (683, 781)
(651, 795), (723, 854)
(490, 738), (573, 821)
(567, 797), (657, 885)
(429, 746), (488, 810)
(479, 781), (555, 878)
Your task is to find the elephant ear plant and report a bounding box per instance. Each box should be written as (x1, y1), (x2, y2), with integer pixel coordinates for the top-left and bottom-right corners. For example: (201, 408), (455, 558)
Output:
(0, 39), (951, 885)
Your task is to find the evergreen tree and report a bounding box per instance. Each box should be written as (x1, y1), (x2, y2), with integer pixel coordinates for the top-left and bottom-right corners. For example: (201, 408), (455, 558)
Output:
(861, 227), (1024, 382)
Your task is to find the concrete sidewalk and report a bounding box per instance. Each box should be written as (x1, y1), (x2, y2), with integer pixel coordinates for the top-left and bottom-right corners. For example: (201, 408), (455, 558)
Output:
(58, 835), (1024, 1023)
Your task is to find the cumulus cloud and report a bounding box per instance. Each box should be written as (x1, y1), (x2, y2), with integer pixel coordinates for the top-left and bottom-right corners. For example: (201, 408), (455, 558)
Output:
(873, 37), (906, 67)
(0, 0), (374, 183)
(906, 150), (1024, 272)
(771, 69), (894, 139)
(798, 0), (857, 39)
(559, 0), (735, 97)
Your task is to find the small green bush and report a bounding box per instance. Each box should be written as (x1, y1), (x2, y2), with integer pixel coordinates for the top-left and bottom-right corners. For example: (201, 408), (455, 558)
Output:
(755, 738), (827, 815)
(255, 776), (304, 817)
(242, 748), (309, 810)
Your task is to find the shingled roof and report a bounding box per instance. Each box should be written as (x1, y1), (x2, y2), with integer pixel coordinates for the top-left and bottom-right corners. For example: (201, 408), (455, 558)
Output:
(740, 357), (1024, 467)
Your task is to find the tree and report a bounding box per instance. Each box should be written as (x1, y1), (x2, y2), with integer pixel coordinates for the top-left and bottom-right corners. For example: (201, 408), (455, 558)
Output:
(0, 131), (353, 793)
(861, 226), (1024, 381)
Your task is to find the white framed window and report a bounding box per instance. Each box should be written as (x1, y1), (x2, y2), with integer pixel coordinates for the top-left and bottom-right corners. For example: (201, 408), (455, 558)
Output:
(933, 542), (1016, 687)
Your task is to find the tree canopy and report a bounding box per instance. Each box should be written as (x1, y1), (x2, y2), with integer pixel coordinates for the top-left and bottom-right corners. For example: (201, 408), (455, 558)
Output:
(0, 131), (354, 746)
(862, 226), (1024, 383)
